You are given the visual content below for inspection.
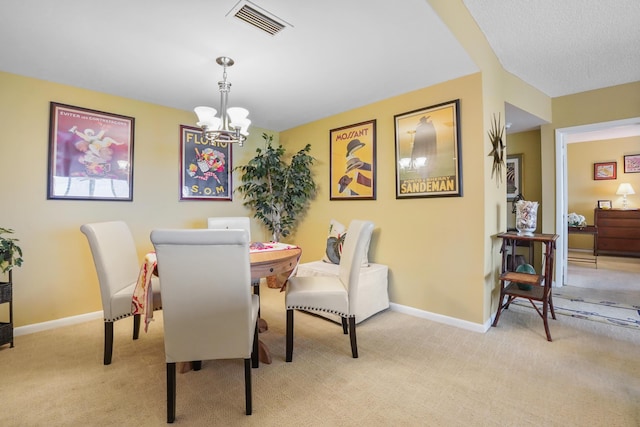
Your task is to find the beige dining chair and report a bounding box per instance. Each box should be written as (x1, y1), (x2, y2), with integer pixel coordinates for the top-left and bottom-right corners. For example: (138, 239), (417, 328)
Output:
(208, 215), (264, 338)
(285, 220), (374, 361)
(207, 216), (251, 236)
(80, 221), (162, 365)
(151, 228), (259, 422)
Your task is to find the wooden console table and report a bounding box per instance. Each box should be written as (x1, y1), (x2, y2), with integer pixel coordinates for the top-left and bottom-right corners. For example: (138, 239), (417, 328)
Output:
(567, 225), (598, 268)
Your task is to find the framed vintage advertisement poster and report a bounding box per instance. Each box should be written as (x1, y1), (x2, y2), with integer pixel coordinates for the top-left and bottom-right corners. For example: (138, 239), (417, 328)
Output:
(624, 154), (640, 173)
(394, 99), (462, 198)
(329, 120), (376, 200)
(506, 154), (523, 201)
(47, 102), (134, 201)
(593, 161), (616, 180)
(180, 125), (232, 200)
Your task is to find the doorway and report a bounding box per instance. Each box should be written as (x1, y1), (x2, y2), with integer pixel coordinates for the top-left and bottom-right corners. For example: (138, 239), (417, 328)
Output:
(555, 117), (640, 287)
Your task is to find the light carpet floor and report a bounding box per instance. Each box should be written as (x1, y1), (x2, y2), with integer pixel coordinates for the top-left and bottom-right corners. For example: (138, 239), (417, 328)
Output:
(1, 282), (640, 426)
(514, 252), (640, 329)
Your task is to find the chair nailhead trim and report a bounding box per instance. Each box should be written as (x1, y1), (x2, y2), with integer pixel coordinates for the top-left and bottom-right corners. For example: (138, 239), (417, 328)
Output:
(287, 305), (354, 318)
(105, 313), (132, 322)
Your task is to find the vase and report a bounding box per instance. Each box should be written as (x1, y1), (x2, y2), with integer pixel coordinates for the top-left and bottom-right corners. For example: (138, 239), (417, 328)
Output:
(515, 200), (539, 235)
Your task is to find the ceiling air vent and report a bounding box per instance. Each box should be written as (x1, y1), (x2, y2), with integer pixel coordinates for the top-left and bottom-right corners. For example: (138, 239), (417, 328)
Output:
(228, 1), (290, 36)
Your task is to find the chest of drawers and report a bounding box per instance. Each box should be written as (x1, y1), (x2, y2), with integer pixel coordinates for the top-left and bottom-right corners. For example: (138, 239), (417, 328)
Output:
(594, 208), (640, 257)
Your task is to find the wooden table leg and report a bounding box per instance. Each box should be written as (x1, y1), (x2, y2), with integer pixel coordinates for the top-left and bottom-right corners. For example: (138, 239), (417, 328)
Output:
(259, 340), (272, 364)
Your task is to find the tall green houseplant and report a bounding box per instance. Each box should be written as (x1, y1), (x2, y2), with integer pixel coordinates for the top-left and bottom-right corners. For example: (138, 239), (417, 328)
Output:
(235, 133), (316, 242)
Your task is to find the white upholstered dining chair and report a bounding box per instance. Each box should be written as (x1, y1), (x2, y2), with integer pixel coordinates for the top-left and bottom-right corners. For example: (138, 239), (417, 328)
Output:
(207, 215), (263, 330)
(285, 220), (374, 361)
(207, 216), (251, 236)
(150, 228), (259, 422)
(80, 221), (162, 365)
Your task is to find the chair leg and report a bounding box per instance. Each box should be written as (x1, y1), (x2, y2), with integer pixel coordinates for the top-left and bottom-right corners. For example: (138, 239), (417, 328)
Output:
(341, 317), (348, 334)
(167, 362), (176, 423)
(133, 314), (141, 340)
(244, 358), (252, 415)
(252, 279), (261, 319)
(286, 309), (294, 362)
(104, 321), (114, 365)
(252, 320), (259, 368)
(349, 317), (358, 358)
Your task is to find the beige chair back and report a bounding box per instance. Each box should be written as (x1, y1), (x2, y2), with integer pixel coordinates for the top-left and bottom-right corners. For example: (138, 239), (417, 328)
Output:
(338, 220), (374, 315)
(80, 221), (140, 320)
(151, 228), (256, 362)
(207, 216), (251, 237)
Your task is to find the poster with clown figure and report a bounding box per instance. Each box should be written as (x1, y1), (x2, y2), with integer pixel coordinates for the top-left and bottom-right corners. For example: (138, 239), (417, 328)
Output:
(47, 102), (134, 201)
(180, 125), (232, 200)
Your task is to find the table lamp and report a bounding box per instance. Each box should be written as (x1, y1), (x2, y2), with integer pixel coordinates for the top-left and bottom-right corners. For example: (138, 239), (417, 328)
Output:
(616, 183), (635, 209)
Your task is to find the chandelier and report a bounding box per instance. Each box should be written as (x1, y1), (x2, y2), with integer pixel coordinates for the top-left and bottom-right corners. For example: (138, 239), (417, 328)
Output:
(194, 57), (250, 146)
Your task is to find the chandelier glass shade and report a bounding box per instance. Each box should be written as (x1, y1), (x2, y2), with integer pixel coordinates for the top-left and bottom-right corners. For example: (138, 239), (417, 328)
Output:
(194, 57), (250, 146)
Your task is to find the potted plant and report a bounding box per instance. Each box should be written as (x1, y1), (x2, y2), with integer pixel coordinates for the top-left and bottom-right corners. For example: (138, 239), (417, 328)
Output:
(0, 228), (23, 274)
(235, 133), (316, 243)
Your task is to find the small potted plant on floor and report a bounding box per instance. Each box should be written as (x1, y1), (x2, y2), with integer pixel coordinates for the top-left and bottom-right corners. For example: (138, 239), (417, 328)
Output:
(0, 228), (23, 274)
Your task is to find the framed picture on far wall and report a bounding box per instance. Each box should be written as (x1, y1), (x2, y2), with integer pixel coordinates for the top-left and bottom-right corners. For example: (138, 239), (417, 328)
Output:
(593, 161), (617, 180)
(329, 119), (377, 200)
(597, 200), (612, 209)
(624, 154), (640, 173)
(506, 154), (523, 201)
(47, 102), (135, 201)
(394, 99), (462, 199)
(179, 125), (232, 201)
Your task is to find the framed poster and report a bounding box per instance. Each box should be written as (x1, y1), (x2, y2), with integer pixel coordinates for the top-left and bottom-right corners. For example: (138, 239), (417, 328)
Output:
(593, 162), (617, 180)
(329, 120), (376, 200)
(623, 154), (640, 173)
(47, 102), (134, 201)
(506, 154), (523, 201)
(394, 99), (462, 198)
(180, 125), (232, 200)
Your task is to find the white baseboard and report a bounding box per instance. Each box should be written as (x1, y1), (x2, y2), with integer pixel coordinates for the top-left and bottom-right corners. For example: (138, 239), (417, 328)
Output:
(389, 302), (491, 333)
(16, 304), (494, 337)
(14, 311), (103, 337)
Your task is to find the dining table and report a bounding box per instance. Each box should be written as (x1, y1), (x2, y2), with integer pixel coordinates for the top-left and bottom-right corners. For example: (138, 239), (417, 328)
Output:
(132, 241), (302, 366)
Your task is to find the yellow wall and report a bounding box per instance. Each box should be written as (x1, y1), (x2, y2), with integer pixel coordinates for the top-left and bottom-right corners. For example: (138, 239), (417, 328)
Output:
(0, 71), (274, 326)
(4, 1), (633, 330)
(567, 136), (640, 249)
(506, 130), (543, 230)
(1, 0), (558, 331)
(505, 130), (543, 270)
(428, 0), (552, 323)
(282, 73), (489, 324)
(1, 69), (495, 328)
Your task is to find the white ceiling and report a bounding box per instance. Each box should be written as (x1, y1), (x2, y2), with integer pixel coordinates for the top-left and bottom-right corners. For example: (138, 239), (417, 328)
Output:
(0, 0), (638, 134)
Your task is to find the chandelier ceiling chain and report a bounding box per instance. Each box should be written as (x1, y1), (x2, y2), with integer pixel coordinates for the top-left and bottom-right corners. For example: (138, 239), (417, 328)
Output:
(194, 56), (250, 147)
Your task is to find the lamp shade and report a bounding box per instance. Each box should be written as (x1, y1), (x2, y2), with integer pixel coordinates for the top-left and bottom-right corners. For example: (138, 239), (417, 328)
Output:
(616, 183), (635, 196)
